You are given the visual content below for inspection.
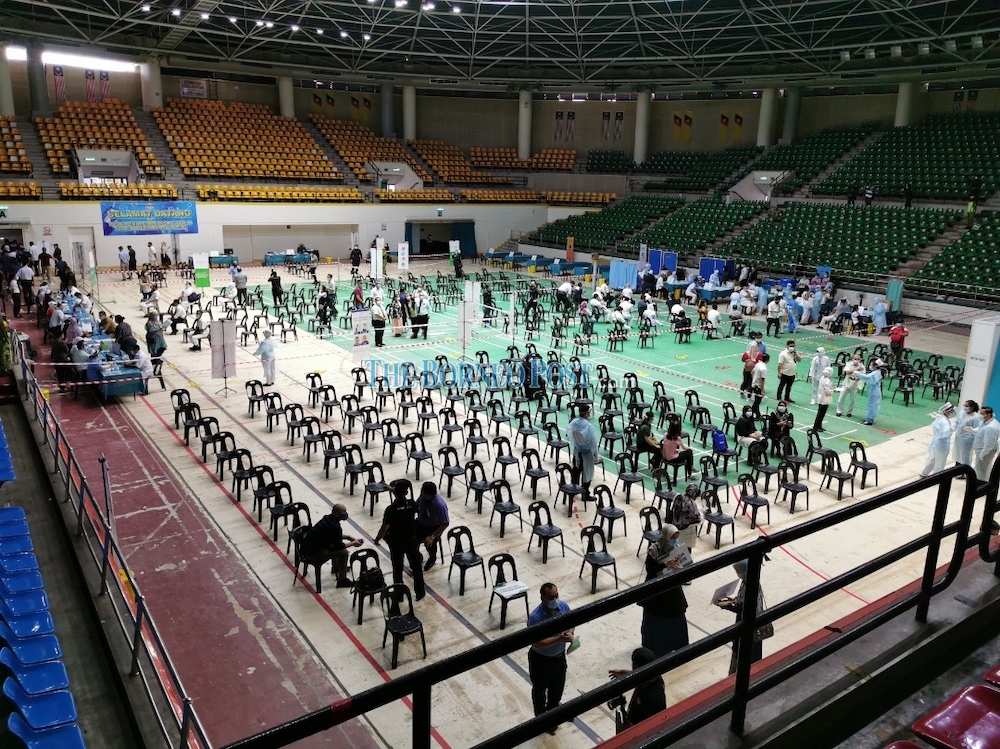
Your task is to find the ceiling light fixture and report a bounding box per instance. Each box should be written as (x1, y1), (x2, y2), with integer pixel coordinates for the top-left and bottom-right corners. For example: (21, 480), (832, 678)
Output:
(918, 42), (930, 55)
(291, 24), (299, 31)
(200, 12), (209, 19)
(340, 29), (348, 37)
(891, 45), (902, 57)
(316, 28), (324, 34)
(864, 48), (875, 59)
(141, 4), (151, 11)
(971, 36), (984, 49)
(453, 3), (461, 11)
(945, 39), (957, 52)
(363, 33), (372, 41)
(395, 0), (408, 7)
(839, 50), (851, 61)
(265, 20), (274, 28)
(256, 19), (264, 26)
(171, 8), (181, 16)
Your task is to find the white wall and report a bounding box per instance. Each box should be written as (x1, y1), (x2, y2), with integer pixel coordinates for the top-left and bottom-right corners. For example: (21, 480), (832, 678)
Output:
(5, 201), (552, 268)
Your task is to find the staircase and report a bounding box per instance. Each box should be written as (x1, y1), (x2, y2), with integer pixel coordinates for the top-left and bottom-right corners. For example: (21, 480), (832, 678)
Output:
(401, 142), (441, 186)
(131, 108), (186, 187)
(16, 125), (61, 200)
(706, 205), (774, 254)
(894, 224), (966, 278)
(299, 120), (362, 189)
(793, 130), (885, 198)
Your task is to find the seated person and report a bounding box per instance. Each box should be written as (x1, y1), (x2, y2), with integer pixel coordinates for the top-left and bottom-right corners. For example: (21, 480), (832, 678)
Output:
(635, 412), (662, 469)
(125, 347), (155, 386)
(674, 310), (693, 342)
(735, 406), (764, 448)
(298, 504), (362, 588)
(684, 279), (699, 305)
(139, 287), (161, 315)
(97, 310), (116, 336)
(660, 423), (694, 480)
(70, 339), (90, 379)
(820, 298), (851, 328)
(168, 298), (189, 334)
(85, 350), (105, 382)
(189, 311), (210, 351)
(641, 303), (661, 330)
(706, 303), (722, 335)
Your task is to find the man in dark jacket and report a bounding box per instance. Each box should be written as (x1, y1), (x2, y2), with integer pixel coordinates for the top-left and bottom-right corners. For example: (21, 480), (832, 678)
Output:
(299, 504), (361, 588)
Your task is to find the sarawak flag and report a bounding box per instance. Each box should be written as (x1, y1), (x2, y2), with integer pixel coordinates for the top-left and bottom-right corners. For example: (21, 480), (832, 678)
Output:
(566, 111), (575, 140)
(555, 111), (564, 142)
(719, 111), (730, 142)
(325, 94), (335, 111)
(733, 112), (744, 141)
(313, 93), (322, 109)
(362, 96), (372, 124)
(53, 66), (67, 102)
(614, 111), (624, 141)
(600, 111), (610, 141)
(673, 113), (683, 141)
(683, 111), (693, 142)
(85, 70), (97, 103)
(350, 96), (360, 121)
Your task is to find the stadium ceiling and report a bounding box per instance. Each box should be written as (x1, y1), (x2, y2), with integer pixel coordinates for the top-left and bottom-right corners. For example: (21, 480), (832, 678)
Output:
(2, 0), (1000, 90)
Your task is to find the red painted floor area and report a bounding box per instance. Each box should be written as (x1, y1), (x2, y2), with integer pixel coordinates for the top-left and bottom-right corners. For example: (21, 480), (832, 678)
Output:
(20, 327), (377, 748)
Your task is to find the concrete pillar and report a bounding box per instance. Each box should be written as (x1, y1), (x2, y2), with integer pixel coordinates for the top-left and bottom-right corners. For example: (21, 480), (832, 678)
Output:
(894, 81), (916, 128)
(633, 91), (651, 166)
(756, 88), (777, 147)
(781, 87), (802, 143)
(381, 84), (394, 138)
(139, 57), (163, 109)
(0, 47), (15, 118)
(402, 85), (416, 141)
(517, 89), (532, 161)
(277, 76), (295, 118)
(26, 44), (50, 115)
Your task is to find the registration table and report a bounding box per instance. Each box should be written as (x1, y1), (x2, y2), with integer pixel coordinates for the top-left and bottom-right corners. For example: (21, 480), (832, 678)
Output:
(100, 365), (145, 400)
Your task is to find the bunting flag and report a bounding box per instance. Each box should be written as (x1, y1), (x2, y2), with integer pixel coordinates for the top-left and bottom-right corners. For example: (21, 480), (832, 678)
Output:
(554, 111), (564, 142)
(85, 69), (97, 103)
(566, 110), (575, 141)
(313, 92), (323, 109)
(614, 111), (624, 141)
(325, 94), (335, 111)
(719, 111), (730, 142)
(683, 111), (693, 142)
(362, 96), (372, 124)
(733, 112), (744, 141)
(673, 113), (683, 142)
(601, 111), (610, 141)
(53, 66), (66, 102)
(350, 95), (360, 121)
(100, 71), (110, 101)
(968, 89), (979, 111)
(953, 90), (965, 112)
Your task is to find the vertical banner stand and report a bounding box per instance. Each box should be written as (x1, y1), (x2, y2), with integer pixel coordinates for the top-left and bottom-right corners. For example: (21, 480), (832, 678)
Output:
(211, 319), (238, 396)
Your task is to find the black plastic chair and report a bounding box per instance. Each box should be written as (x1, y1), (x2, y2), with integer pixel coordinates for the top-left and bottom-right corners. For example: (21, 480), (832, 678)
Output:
(363, 461), (392, 517)
(246, 380), (266, 417)
(464, 418), (491, 461)
(747, 441), (780, 493)
(592, 484), (626, 541)
(322, 430), (345, 478)
(777, 461), (810, 514)
(578, 526), (618, 594)
(405, 433), (435, 480)
(849, 441), (879, 489)
(350, 548), (387, 625)
(821, 452), (855, 500)
(284, 404), (305, 445)
(701, 488), (735, 550)
(520, 448), (551, 500)
(527, 500), (564, 564)
(735, 473), (769, 529)
(613, 451), (646, 504)
(492, 436), (522, 482)
(464, 460), (491, 514)
(488, 479), (524, 538)
(487, 553), (530, 630)
(380, 585), (426, 669)
(637, 506), (662, 557)
(264, 392), (284, 432)
(447, 526), (487, 595)
(438, 446), (464, 498)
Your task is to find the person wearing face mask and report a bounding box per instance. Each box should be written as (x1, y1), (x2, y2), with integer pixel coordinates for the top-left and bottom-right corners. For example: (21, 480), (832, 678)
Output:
(715, 561), (770, 674)
(735, 406), (764, 448)
(375, 481), (426, 601)
(776, 340), (802, 402)
(750, 352), (770, 419)
(527, 583), (574, 732)
(767, 401), (794, 457)
(808, 347), (830, 405)
(297, 504), (362, 588)
(638, 524), (689, 658)
(972, 406), (1000, 482)
(920, 403), (957, 478)
(837, 354), (865, 417)
(813, 367), (835, 433)
(569, 403), (598, 504)
(953, 400), (982, 477)
(853, 358), (885, 426)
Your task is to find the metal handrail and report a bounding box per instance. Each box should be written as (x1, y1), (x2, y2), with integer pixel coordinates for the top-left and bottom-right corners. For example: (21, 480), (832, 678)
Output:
(12, 333), (211, 749)
(222, 456), (999, 749)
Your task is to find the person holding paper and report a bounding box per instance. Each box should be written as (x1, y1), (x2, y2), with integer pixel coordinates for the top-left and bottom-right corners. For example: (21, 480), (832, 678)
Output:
(608, 647), (667, 731)
(527, 583), (574, 733)
(715, 561), (769, 674)
(638, 525), (689, 658)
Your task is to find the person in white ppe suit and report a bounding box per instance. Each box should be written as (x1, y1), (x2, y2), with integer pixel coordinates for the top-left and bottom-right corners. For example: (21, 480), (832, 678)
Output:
(920, 403), (956, 477)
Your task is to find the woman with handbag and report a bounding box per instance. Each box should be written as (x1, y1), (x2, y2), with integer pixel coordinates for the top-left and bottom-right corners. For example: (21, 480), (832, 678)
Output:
(716, 560), (771, 674)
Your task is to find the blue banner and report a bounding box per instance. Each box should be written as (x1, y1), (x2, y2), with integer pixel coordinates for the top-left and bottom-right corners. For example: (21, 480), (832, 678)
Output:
(101, 201), (198, 236)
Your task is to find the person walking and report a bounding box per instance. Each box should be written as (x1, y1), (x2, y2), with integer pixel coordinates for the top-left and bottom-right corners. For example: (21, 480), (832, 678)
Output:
(837, 353), (865, 417)
(638, 525), (689, 658)
(872, 298), (888, 336)
(415, 481), (449, 571)
(854, 358), (885, 426)
(8, 276), (20, 318)
(920, 403), (956, 477)
(972, 406), (1000, 482)
(813, 367), (835, 432)
(953, 400), (982, 476)
(253, 329), (278, 386)
(775, 340), (802, 403)
(268, 270), (284, 307)
(234, 267), (249, 306)
(568, 403), (598, 504)
(527, 583), (574, 733)
(374, 482), (426, 600)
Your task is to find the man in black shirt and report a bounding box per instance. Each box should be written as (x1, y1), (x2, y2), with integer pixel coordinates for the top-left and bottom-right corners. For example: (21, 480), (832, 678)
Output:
(300, 504), (361, 588)
(375, 482), (426, 600)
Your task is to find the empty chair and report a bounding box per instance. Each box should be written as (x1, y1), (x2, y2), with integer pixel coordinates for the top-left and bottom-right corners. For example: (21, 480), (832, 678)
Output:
(380, 585), (426, 669)
(363, 461), (392, 517)
(301, 417), (324, 462)
(341, 394), (362, 434)
(352, 366), (371, 400)
(578, 526), (618, 595)
(447, 526), (487, 595)
(515, 411), (540, 451)
(437, 446), (464, 498)
(350, 548), (387, 625)
(378, 418), (405, 463)
(526, 501), (564, 564)
(196, 417), (223, 462)
(487, 553), (530, 629)
(264, 392), (284, 432)
(0, 647), (67, 696)
(405, 433), (435, 479)
(492, 436), (522, 481)
(342, 444), (366, 495)
(776, 461), (810, 514)
(489, 479), (524, 538)
(322, 430), (345, 478)
(212, 432), (238, 479)
(319, 385), (343, 423)
(520, 448), (551, 500)
(464, 460), (490, 514)
(701, 488), (735, 550)
(359, 405), (382, 449)
(912, 685), (1000, 749)
(284, 404), (306, 445)
(613, 451), (646, 504)
(464, 419), (490, 461)
(246, 464), (275, 513)
(805, 428), (836, 468)
(305, 372), (324, 408)
(228, 449), (255, 501)
(269, 501), (311, 551)
(397, 385), (418, 424)
(555, 462), (585, 517)
(821, 452), (855, 501)
(373, 376), (397, 413)
(637, 506), (662, 557)
(747, 440), (780, 493)
(415, 396), (440, 435)
(848, 441), (879, 489)
(179, 403), (203, 445)
(439, 408), (464, 446)
(487, 399), (511, 436)
(3, 677), (77, 731)
(780, 435), (811, 480)
(171, 388), (191, 429)
(246, 380), (266, 417)
(699, 455), (730, 503)
(735, 473), (769, 529)
(543, 422), (570, 465)
(592, 484), (626, 541)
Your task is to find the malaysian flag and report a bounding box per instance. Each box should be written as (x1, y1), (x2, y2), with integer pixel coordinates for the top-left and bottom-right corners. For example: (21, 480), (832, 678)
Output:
(85, 70), (97, 102)
(53, 66), (67, 102)
(100, 71), (110, 101)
